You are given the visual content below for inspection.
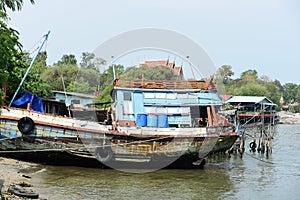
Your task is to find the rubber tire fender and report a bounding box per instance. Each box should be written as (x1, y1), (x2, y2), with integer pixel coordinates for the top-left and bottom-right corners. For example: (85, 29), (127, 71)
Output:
(249, 141), (257, 149)
(95, 147), (114, 163)
(17, 117), (35, 134)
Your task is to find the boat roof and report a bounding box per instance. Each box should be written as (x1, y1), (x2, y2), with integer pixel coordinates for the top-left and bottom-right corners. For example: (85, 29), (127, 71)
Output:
(52, 91), (95, 99)
(113, 87), (223, 105)
(225, 96), (275, 105)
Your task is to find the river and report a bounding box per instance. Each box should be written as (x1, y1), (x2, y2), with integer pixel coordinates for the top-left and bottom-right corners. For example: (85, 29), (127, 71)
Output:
(22, 124), (300, 199)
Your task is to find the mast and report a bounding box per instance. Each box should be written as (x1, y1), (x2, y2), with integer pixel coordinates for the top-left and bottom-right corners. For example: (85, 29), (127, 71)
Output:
(9, 31), (51, 106)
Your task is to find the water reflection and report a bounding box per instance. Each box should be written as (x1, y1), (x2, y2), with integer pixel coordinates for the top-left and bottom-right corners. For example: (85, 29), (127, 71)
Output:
(226, 124), (300, 199)
(31, 166), (233, 200)
(28, 124), (300, 200)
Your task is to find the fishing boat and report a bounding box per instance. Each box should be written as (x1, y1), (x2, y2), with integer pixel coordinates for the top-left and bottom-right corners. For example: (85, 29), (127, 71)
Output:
(0, 32), (238, 169)
(0, 75), (238, 169)
(105, 76), (238, 168)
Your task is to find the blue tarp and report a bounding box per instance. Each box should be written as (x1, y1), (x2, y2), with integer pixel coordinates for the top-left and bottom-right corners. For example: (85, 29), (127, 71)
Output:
(12, 91), (44, 113)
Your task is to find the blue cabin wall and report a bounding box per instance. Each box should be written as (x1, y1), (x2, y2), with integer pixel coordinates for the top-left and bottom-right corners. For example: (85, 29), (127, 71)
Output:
(114, 88), (223, 127)
(133, 92), (144, 117)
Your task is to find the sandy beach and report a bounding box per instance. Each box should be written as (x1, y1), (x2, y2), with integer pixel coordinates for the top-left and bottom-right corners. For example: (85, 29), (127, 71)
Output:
(278, 111), (300, 124)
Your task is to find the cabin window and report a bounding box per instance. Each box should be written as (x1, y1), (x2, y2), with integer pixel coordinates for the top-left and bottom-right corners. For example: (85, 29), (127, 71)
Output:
(187, 94), (198, 99)
(157, 107), (166, 114)
(167, 107), (178, 114)
(145, 106), (154, 113)
(143, 93), (155, 98)
(177, 93), (187, 99)
(123, 92), (132, 101)
(155, 93), (165, 99)
(166, 93), (176, 99)
(180, 107), (190, 115)
(72, 99), (80, 104)
(122, 101), (133, 114)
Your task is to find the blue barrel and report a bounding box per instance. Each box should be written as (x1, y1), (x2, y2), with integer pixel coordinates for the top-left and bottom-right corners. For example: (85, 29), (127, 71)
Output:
(158, 114), (169, 127)
(147, 114), (158, 127)
(136, 114), (147, 126)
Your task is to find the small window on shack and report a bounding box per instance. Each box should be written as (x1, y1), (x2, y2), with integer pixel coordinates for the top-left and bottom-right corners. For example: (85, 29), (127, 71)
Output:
(123, 92), (132, 101)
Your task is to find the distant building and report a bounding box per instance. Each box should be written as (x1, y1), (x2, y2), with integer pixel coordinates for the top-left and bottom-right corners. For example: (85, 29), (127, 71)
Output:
(52, 91), (95, 107)
(138, 59), (183, 78)
(289, 102), (300, 112)
(220, 94), (232, 101)
(224, 96), (278, 125)
(225, 96), (277, 112)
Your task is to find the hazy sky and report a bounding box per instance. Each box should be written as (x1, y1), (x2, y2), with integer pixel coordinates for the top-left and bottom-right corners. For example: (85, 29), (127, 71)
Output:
(7, 0), (300, 84)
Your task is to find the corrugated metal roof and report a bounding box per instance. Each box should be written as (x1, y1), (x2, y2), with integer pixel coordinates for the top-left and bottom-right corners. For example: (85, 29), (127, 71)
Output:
(194, 92), (223, 105)
(225, 96), (272, 104)
(53, 91), (95, 99)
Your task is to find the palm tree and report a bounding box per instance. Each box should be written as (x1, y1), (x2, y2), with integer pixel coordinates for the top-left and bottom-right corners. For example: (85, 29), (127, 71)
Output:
(0, 0), (35, 12)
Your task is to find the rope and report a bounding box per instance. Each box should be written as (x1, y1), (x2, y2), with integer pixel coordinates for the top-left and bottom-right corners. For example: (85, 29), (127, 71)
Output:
(27, 37), (44, 55)
(244, 151), (274, 164)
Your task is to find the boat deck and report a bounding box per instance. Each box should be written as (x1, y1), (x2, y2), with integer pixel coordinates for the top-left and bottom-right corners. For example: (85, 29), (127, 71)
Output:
(114, 78), (216, 90)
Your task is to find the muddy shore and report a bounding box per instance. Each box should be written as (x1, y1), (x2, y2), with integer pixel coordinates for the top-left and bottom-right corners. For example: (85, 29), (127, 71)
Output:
(278, 111), (300, 124)
(0, 157), (43, 200)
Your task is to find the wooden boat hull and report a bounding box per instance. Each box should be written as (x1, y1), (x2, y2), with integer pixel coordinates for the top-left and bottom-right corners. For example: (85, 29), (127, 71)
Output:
(0, 136), (214, 169)
(0, 107), (238, 169)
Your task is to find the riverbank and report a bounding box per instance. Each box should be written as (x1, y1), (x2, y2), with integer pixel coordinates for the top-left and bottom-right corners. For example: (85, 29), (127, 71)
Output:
(278, 111), (300, 124)
(0, 157), (42, 200)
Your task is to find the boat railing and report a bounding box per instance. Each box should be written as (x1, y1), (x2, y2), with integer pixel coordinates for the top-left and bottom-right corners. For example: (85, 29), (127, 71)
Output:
(114, 78), (213, 90)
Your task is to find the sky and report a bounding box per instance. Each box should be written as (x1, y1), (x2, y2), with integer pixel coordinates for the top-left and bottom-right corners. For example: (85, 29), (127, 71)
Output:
(7, 0), (300, 84)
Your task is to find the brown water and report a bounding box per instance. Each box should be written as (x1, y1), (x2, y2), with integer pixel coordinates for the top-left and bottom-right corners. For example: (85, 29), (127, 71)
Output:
(24, 124), (300, 199)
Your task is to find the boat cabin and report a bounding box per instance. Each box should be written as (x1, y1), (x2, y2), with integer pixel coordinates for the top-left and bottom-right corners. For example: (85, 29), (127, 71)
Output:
(112, 79), (223, 128)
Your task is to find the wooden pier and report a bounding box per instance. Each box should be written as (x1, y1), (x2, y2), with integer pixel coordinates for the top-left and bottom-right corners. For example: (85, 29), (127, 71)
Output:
(220, 96), (278, 158)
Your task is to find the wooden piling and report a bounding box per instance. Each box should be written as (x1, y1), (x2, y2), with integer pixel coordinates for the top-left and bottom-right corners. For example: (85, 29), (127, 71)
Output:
(257, 127), (262, 152)
(207, 107), (212, 126)
(239, 131), (245, 157)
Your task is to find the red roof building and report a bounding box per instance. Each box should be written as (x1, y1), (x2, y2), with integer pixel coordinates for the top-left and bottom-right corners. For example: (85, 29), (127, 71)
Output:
(220, 94), (232, 101)
(139, 59), (183, 78)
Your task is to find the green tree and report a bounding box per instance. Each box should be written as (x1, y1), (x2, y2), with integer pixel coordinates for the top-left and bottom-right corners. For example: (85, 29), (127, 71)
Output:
(283, 83), (298, 103)
(295, 85), (300, 103)
(0, 4), (51, 102)
(55, 54), (77, 66)
(94, 64), (181, 106)
(226, 69), (282, 105)
(0, 0), (35, 12)
(99, 64), (124, 89)
(264, 81), (281, 105)
(94, 64), (124, 105)
(24, 51), (48, 76)
(0, 0), (57, 103)
(66, 81), (93, 94)
(121, 65), (180, 80)
(233, 82), (269, 97)
(215, 65), (234, 85)
(80, 52), (106, 70)
(76, 68), (101, 89)
(41, 64), (79, 91)
(66, 67), (101, 93)
(42, 54), (104, 94)
(273, 79), (284, 94)
(240, 69), (258, 79)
